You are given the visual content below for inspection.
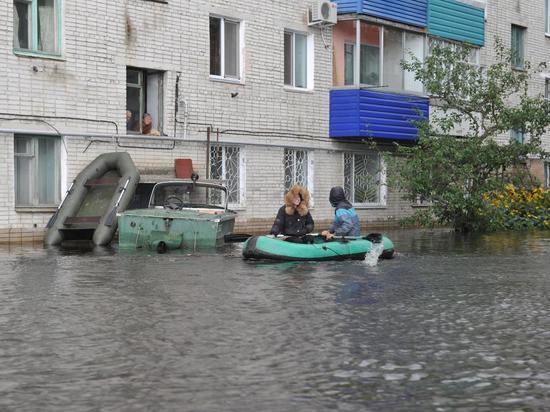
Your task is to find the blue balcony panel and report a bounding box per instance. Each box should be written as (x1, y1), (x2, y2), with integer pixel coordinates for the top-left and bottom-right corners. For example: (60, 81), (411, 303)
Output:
(428, 0), (485, 46)
(330, 89), (429, 141)
(333, 0), (428, 28)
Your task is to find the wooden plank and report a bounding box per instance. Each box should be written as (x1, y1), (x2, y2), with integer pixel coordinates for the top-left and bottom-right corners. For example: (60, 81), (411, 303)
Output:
(64, 216), (101, 225)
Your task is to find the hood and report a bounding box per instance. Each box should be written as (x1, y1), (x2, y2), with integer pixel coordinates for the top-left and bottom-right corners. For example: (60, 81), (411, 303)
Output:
(329, 186), (352, 209)
(284, 185), (310, 216)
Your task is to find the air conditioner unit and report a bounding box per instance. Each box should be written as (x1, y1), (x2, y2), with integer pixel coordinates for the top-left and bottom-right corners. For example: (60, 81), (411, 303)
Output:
(308, 1), (337, 26)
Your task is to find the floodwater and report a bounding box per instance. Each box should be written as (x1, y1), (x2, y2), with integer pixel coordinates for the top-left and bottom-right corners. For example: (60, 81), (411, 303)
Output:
(1, 229), (549, 412)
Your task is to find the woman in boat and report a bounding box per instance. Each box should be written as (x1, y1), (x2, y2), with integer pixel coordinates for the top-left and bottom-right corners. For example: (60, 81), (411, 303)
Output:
(270, 185), (314, 242)
(321, 186), (360, 240)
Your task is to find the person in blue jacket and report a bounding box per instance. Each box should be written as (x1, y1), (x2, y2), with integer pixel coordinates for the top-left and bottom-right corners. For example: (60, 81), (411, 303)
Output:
(321, 186), (361, 240)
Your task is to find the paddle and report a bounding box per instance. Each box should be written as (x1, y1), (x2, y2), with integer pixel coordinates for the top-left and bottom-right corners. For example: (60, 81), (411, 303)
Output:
(104, 177), (132, 227)
(46, 181), (75, 228)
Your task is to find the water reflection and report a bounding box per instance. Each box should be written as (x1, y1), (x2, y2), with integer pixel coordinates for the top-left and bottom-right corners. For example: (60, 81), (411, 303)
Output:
(0, 229), (549, 411)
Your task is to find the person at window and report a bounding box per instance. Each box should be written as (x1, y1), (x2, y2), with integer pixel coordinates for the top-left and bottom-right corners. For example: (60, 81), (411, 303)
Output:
(321, 186), (360, 239)
(140, 113), (160, 136)
(126, 110), (137, 131)
(270, 185), (314, 242)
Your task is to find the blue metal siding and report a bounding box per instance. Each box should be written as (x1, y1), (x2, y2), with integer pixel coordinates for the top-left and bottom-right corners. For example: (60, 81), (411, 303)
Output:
(333, 0), (427, 27)
(428, 0), (485, 46)
(330, 89), (429, 141)
(363, 0), (427, 28)
(333, 0), (359, 14)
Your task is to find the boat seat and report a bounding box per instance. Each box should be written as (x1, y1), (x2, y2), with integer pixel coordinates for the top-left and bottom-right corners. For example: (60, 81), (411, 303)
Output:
(84, 178), (119, 187)
(64, 216), (102, 225)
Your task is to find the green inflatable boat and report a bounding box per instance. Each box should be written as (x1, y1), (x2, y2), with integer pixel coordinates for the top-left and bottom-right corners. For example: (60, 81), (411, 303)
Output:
(242, 233), (395, 261)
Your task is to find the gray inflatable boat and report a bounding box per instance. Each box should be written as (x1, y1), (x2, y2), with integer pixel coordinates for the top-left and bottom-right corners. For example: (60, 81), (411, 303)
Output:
(45, 152), (140, 246)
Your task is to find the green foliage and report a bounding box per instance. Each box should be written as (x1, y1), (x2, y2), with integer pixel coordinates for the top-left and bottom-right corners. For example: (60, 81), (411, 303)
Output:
(388, 40), (549, 232)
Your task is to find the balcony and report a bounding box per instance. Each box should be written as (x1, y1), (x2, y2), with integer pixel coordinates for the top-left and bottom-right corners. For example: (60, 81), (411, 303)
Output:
(333, 0), (427, 28)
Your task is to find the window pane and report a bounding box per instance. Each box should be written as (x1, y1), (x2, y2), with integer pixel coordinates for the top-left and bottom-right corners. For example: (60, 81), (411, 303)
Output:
(14, 0), (31, 49)
(284, 149), (295, 191)
(545, 162), (550, 188)
(224, 20), (239, 78)
(332, 20), (357, 86)
(404, 32), (424, 92)
(344, 43), (355, 86)
(511, 25), (525, 69)
(209, 17), (221, 76)
(284, 149), (308, 190)
(37, 137), (59, 205)
(126, 69), (142, 85)
(37, 0), (57, 54)
(344, 153), (353, 199)
(295, 150), (308, 187)
(360, 23), (380, 85)
(294, 33), (307, 88)
(15, 137), (33, 206)
(284, 32), (293, 85)
(224, 147), (240, 204)
(547, 0), (550, 34)
(126, 85), (142, 132)
(353, 153), (380, 203)
(383, 28), (403, 89)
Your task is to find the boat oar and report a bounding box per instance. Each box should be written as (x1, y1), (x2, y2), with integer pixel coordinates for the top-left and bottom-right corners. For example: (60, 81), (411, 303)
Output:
(46, 181), (75, 228)
(104, 177), (131, 227)
(224, 233), (254, 243)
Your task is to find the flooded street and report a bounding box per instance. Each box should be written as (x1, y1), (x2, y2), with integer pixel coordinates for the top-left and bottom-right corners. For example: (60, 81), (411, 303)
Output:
(1, 229), (549, 411)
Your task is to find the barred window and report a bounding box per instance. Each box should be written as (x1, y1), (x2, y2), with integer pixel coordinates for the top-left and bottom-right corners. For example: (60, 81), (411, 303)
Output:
(210, 145), (242, 205)
(344, 152), (385, 205)
(284, 149), (309, 192)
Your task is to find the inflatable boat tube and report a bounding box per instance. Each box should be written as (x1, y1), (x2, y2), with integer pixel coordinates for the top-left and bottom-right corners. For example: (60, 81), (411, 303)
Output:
(242, 234), (395, 261)
(45, 152), (140, 246)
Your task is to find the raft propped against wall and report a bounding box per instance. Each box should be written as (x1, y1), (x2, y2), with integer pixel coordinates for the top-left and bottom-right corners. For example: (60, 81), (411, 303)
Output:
(242, 234), (395, 261)
(44, 152), (140, 246)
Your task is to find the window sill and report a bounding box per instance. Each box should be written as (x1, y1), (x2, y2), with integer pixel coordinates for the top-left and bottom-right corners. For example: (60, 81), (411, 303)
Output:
(284, 86), (314, 94)
(354, 204), (387, 210)
(209, 76), (244, 86)
(546, 33), (550, 38)
(16, 207), (57, 213)
(14, 49), (65, 61)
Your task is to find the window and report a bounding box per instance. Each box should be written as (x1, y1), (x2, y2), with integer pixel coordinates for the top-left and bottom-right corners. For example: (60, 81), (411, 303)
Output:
(284, 31), (312, 89)
(511, 25), (526, 69)
(545, 79), (550, 111)
(126, 67), (164, 134)
(14, 135), (60, 207)
(283, 149), (314, 194)
(428, 38), (480, 66)
(210, 145), (243, 206)
(510, 129), (525, 144)
(344, 152), (386, 205)
(13, 0), (61, 55)
(546, 0), (550, 35)
(210, 16), (241, 80)
(334, 20), (425, 91)
(544, 162), (550, 188)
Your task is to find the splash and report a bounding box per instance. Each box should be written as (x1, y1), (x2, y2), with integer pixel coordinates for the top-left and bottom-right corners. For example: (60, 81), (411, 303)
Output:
(364, 241), (384, 266)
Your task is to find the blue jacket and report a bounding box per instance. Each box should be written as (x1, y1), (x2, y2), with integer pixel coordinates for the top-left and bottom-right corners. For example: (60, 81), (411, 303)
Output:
(329, 207), (361, 236)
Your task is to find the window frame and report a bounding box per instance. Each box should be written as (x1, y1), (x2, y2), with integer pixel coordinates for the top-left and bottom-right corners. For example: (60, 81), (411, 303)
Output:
(510, 129), (525, 144)
(546, 0), (550, 36)
(209, 144), (246, 208)
(544, 162), (550, 188)
(284, 30), (314, 90)
(14, 134), (61, 208)
(126, 67), (164, 135)
(13, 0), (63, 58)
(511, 24), (526, 70)
(283, 149), (314, 202)
(343, 152), (387, 207)
(209, 15), (244, 82)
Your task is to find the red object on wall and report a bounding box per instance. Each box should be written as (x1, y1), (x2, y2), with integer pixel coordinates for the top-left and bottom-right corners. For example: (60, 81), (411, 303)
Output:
(175, 159), (194, 178)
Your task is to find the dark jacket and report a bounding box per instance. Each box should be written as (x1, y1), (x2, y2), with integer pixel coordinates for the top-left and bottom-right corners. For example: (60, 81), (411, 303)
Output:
(328, 186), (361, 237)
(270, 185), (315, 236)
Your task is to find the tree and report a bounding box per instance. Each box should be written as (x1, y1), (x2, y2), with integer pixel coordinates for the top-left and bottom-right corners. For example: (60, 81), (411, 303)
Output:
(390, 40), (549, 232)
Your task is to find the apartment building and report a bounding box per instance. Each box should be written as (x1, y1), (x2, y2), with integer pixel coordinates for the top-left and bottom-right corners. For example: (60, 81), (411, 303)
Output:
(0, 0), (548, 244)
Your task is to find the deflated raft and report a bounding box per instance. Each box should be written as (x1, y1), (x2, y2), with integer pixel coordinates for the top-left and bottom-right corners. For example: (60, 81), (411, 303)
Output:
(44, 152), (139, 246)
(242, 233), (395, 261)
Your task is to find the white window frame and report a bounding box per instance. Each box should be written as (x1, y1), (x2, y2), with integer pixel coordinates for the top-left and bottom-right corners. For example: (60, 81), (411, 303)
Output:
(209, 15), (244, 82)
(283, 148), (314, 205)
(284, 30), (314, 90)
(209, 145), (246, 208)
(544, 162), (550, 188)
(14, 134), (62, 208)
(343, 152), (387, 207)
(546, 0), (550, 36)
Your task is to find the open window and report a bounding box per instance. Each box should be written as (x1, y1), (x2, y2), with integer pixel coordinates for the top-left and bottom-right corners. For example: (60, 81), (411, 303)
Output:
(126, 67), (164, 135)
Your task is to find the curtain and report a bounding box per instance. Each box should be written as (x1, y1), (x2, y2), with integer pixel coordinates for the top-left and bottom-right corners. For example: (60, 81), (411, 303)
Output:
(38, 0), (56, 53)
